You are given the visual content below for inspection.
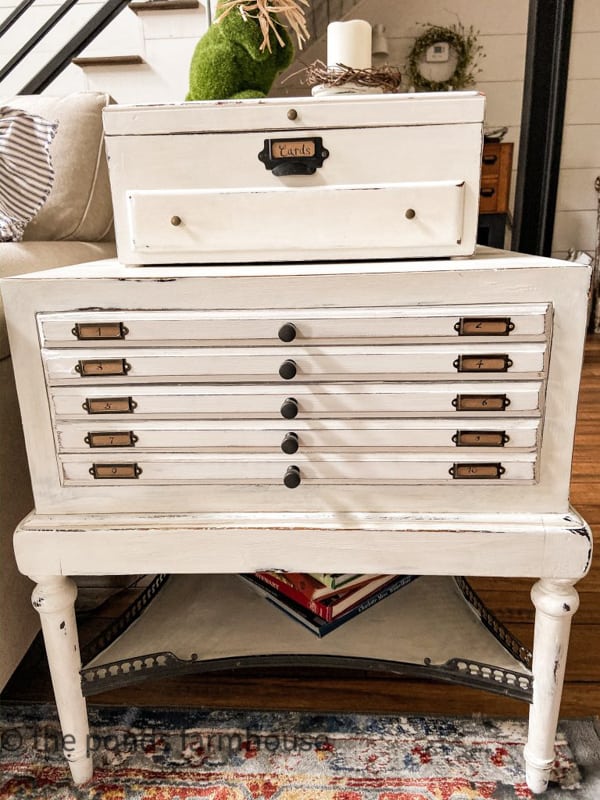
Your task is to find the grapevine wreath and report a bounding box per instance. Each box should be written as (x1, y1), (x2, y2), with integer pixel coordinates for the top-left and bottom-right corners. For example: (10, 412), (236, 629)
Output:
(406, 22), (483, 92)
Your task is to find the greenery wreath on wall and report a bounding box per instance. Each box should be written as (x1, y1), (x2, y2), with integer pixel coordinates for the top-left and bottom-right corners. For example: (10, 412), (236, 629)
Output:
(406, 22), (484, 92)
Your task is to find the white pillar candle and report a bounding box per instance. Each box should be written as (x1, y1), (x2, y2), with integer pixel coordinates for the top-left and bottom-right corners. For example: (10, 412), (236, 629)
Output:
(327, 20), (372, 70)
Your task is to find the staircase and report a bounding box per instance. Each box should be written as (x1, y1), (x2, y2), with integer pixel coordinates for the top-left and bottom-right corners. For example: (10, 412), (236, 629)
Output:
(0, 0), (364, 102)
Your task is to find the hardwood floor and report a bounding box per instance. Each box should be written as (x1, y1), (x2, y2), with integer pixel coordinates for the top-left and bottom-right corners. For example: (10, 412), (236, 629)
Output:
(3, 335), (600, 718)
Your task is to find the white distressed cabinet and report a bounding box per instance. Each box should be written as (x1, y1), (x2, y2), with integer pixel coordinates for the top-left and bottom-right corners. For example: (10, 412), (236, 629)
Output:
(1, 249), (592, 794)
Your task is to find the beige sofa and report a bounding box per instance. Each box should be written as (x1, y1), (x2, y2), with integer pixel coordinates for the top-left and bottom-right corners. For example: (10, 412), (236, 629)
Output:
(0, 91), (117, 691)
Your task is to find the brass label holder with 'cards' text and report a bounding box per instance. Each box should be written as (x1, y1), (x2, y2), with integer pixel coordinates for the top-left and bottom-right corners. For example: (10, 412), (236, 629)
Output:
(258, 137), (329, 176)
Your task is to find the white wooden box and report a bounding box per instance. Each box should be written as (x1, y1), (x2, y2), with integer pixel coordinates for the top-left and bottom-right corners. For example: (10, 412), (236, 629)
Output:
(102, 92), (485, 266)
(1, 249), (590, 517)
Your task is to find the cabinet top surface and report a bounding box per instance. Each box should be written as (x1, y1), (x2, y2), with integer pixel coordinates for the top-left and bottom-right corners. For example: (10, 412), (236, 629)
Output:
(102, 91), (485, 135)
(1, 249), (589, 285)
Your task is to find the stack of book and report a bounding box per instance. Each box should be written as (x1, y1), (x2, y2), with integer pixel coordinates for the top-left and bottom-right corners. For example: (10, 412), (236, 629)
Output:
(239, 571), (418, 636)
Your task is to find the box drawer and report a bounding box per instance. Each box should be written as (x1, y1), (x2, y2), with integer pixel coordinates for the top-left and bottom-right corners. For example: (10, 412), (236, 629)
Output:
(49, 382), (543, 419)
(54, 418), (540, 453)
(103, 92), (484, 264)
(60, 451), (536, 485)
(38, 304), (551, 347)
(126, 181), (466, 262)
(42, 343), (547, 384)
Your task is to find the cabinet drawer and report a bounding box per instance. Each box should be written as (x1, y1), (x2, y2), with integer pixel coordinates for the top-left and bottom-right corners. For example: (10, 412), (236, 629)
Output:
(60, 452), (536, 485)
(38, 304), (550, 347)
(49, 382), (544, 419)
(54, 418), (540, 453)
(42, 343), (547, 384)
(127, 181), (466, 261)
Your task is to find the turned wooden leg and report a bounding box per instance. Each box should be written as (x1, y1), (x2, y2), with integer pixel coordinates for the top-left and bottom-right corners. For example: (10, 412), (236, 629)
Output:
(524, 578), (579, 794)
(31, 575), (92, 784)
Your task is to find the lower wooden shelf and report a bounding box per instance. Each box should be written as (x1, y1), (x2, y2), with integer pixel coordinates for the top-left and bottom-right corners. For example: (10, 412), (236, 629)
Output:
(80, 574), (532, 702)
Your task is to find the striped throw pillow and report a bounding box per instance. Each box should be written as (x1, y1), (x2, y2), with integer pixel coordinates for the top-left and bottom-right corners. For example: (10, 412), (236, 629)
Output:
(0, 107), (58, 242)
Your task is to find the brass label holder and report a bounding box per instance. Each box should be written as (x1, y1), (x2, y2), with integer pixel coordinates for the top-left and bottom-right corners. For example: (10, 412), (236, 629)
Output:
(89, 463), (142, 479)
(83, 397), (137, 414)
(72, 322), (129, 340)
(258, 137), (329, 176)
(450, 463), (506, 479)
(453, 430), (509, 447)
(454, 354), (513, 373)
(455, 317), (515, 336)
(453, 394), (511, 412)
(76, 359), (131, 377)
(85, 431), (138, 448)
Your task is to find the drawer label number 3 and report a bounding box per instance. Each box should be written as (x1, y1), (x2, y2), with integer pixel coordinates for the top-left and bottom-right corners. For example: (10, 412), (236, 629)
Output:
(76, 359), (131, 376)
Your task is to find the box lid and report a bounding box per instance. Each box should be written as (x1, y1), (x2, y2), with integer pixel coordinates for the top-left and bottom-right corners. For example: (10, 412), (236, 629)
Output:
(102, 91), (485, 136)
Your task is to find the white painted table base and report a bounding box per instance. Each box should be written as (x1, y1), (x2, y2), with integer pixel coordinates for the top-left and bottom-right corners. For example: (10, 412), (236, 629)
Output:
(15, 509), (591, 794)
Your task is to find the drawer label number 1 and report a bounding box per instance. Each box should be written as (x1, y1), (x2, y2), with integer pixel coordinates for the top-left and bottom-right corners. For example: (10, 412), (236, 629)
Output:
(72, 322), (128, 340)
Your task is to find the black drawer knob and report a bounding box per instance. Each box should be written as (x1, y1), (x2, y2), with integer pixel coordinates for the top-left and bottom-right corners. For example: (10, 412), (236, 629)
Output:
(278, 323), (297, 342)
(283, 465), (301, 488)
(279, 359), (297, 380)
(281, 432), (299, 454)
(280, 397), (298, 419)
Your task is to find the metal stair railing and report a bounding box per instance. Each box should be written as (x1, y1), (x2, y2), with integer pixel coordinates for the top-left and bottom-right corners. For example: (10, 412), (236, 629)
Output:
(0, 0), (132, 94)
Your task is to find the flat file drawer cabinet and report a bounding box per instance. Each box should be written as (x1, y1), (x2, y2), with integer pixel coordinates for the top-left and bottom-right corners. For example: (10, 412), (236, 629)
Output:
(1, 249), (592, 793)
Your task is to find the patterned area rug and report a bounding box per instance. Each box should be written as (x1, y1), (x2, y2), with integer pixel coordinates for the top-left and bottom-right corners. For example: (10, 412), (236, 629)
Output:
(0, 704), (597, 799)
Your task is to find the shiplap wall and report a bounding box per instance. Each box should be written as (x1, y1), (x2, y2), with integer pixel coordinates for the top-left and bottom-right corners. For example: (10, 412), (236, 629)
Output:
(279, 0), (600, 259)
(0, 0), (598, 258)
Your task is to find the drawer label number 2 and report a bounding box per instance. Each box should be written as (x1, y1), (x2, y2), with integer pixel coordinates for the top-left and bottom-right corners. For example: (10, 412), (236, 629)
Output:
(455, 317), (515, 336)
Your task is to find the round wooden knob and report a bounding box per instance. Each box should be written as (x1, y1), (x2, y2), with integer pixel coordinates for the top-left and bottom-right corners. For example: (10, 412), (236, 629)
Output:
(405, 208), (416, 219)
(283, 465), (301, 488)
(170, 215), (182, 226)
(287, 108), (298, 120)
(279, 359), (297, 380)
(280, 398), (298, 419)
(281, 432), (299, 454)
(278, 322), (297, 342)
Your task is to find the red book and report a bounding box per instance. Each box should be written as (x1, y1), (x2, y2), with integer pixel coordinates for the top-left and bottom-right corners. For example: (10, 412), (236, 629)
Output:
(253, 572), (397, 622)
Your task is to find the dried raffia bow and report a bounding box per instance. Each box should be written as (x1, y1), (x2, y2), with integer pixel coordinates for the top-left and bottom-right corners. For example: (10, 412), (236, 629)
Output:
(215, 0), (310, 52)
